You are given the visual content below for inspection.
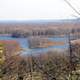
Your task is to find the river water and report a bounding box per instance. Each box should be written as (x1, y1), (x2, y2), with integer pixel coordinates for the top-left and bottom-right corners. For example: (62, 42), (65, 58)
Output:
(0, 36), (68, 55)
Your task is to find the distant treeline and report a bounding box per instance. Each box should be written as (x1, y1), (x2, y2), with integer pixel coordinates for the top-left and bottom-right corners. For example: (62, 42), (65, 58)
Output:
(11, 28), (80, 38)
(0, 24), (80, 38)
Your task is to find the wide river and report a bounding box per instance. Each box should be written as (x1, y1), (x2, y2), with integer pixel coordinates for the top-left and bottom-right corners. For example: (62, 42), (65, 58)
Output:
(0, 36), (68, 55)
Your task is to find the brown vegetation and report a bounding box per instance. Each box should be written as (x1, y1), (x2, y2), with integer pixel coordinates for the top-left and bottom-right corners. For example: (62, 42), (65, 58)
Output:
(1, 41), (80, 80)
(28, 37), (65, 48)
(0, 40), (21, 57)
(71, 39), (80, 45)
(0, 21), (80, 37)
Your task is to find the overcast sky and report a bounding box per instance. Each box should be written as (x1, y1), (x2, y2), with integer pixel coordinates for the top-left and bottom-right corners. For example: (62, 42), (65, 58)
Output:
(0, 0), (80, 20)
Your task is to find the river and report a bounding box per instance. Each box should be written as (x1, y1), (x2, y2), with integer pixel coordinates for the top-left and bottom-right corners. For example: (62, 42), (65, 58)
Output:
(0, 36), (68, 55)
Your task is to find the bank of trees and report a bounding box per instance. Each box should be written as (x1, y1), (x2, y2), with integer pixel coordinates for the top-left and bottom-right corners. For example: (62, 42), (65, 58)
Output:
(1, 45), (80, 80)
(11, 28), (80, 38)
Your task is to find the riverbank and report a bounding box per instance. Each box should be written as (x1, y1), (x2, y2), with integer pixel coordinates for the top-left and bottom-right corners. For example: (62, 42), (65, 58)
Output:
(0, 34), (11, 37)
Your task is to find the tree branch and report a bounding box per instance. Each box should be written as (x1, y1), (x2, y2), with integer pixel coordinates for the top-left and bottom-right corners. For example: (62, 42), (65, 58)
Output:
(64, 0), (80, 16)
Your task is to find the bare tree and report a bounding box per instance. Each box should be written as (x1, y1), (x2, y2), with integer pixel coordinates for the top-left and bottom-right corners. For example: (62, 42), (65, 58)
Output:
(63, 0), (80, 17)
